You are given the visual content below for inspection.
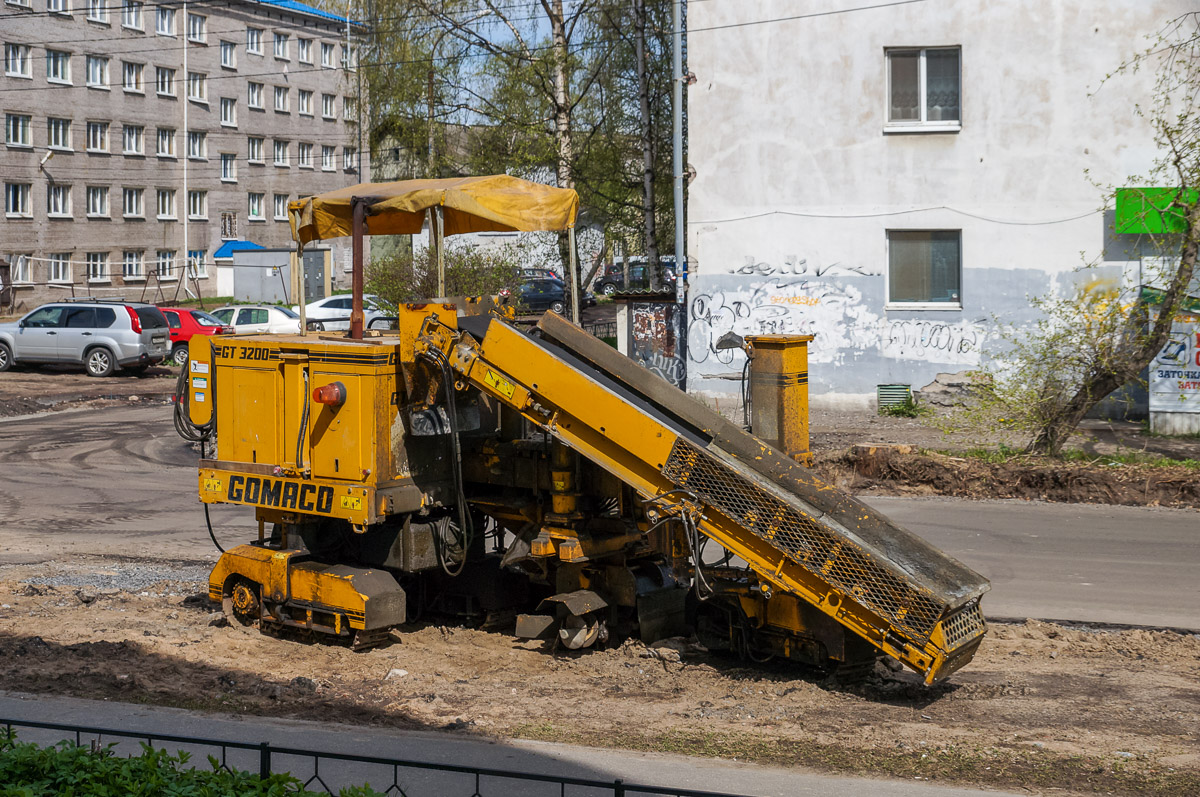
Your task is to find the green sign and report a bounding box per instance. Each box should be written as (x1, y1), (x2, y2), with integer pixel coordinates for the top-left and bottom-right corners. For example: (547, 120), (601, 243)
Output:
(1115, 187), (1198, 234)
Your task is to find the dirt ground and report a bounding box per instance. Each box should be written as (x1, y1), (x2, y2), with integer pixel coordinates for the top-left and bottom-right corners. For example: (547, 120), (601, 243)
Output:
(0, 364), (177, 417)
(0, 560), (1196, 796)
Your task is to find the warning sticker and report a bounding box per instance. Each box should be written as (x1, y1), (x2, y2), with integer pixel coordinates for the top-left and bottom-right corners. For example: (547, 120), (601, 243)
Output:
(190, 360), (209, 374)
(482, 369), (516, 399)
(203, 478), (222, 492)
(340, 495), (363, 511)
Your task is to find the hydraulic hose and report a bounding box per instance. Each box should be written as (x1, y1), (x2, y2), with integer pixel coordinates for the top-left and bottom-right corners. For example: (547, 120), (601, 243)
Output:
(419, 346), (474, 577)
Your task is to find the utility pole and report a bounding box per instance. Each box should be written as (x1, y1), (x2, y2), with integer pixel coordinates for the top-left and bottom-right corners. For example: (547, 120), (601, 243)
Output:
(633, 0), (659, 290)
(671, 0), (686, 307)
(182, 0), (189, 291)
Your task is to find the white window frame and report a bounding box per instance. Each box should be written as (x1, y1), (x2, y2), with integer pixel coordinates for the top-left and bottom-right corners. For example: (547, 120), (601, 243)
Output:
(248, 192), (264, 220)
(156, 127), (176, 157)
(343, 146), (357, 172)
(5, 182), (32, 218)
(86, 121), (108, 152)
(273, 31), (289, 60)
(187, 130), (207, 160)
(122, 124), (144, 155)
(156, 66), (176, 97)
(9, 255), (32, 284)
(47, 0), (69, 15)
(85, 0), (107, 23)
(321, 93), (335, 119)
(47, 184), (72, 217)
(86, 55), (109, 89)
(273, 193), (288, 221)
(121, 186), (144, 218)
(156, 188), (176, 219)
(247, 136), (264, 163)
(187, 250), (207, 278)
(884, 229), (964, 310)
(297, 141), (313, 169)
(247, 82), (263, 109)
(343, 96), (357, 120)
(86, 185), (109, 218)
(86, 252), (109, 283)
(321, 145), (335, 172)
(884, 47), (962, 134)
(187, 71), (207, 103)
(121, 0), (143, 31)
(47, 117), (72, 151)
(187, 189), (207, 220)
(122, 250), (144, 280)
(273, 85), (289, 113)
(5, 114), (31, 148)
(155, 250), (177, 280)
(273, 139), (289, 167)
(122, 61), (144, 93)
(220, 40), (236, 69)
(220, 152), (237, 182)
(297, 38), (312, 63)
(298, 89), (313, 116)
(48, 253), (71, 283)
(246, 27), (263, 55)
(46, 49), (72, 84)
(321, 42), (335, 68)
(220, 97), (237, 127)
(186, 13), (207, 43)
(5, 44), (32, 79)
(155, 7), (175, 36)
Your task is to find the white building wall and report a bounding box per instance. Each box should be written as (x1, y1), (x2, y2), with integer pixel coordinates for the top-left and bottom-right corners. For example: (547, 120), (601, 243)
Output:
(686, 0), (1188, 407)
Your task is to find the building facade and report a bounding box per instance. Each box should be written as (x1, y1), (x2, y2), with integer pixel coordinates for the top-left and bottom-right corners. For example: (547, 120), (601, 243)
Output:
(1, 0), (366, 310)
(685, 0), (1189, 409)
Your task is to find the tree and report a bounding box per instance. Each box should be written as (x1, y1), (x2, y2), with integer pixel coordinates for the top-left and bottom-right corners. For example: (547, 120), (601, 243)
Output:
(975, 13), (1200, 455)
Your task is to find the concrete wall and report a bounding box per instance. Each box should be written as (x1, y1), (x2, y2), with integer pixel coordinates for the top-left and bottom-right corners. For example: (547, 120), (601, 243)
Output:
(686, 0), (1188, 407)
(0, 0), (365, 312)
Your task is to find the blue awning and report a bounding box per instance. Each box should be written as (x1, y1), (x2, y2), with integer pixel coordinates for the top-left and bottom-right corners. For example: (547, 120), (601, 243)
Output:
(213, 240), (267, 260)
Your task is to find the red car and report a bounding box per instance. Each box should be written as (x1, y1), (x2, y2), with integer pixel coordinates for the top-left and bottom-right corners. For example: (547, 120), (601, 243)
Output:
(160, 308), (233, 366)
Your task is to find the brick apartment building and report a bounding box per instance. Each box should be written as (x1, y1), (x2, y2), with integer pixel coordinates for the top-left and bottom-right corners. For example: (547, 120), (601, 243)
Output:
(1, 0), (366, 310)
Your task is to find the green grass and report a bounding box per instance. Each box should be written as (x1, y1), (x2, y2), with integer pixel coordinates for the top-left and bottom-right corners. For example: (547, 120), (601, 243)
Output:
(878, 398), (931, 418)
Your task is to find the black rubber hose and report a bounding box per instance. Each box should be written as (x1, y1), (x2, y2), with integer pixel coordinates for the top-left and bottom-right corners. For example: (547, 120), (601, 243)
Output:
(295, 370), (310, 470)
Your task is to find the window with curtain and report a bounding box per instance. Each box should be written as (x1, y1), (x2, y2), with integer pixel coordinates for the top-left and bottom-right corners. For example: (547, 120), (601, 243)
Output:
(886, 47), (960, 131)
(887, 231), (962, 306)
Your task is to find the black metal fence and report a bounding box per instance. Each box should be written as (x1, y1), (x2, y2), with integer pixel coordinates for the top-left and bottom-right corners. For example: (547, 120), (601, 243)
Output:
(0, 717), (753, 797)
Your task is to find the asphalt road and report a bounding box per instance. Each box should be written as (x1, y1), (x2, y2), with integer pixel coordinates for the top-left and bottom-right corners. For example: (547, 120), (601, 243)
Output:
(0, 404), (1195, 630)
(0, 691), (1024, 797)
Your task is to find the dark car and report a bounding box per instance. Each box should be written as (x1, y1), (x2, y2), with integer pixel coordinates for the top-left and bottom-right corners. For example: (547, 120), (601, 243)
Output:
(516, 279), (567, 315)
(592, 257), (677, 296)
(160, 307), (234, 366)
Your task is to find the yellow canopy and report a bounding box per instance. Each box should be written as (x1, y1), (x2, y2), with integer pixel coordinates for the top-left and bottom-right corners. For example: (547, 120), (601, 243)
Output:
(288, 175), (579, 246)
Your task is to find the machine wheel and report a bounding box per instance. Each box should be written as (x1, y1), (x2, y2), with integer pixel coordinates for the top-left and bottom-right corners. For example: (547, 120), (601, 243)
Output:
(600, 282), (618, 296)
(550, 300), (566, 315)
(0, 342), (11, 372)
(308, 320), (325, 332)
(84, 347), (116, 377)
(558, 613), (608, 650)
(224, 577), (262, 627)
(171, 345), (189, 366)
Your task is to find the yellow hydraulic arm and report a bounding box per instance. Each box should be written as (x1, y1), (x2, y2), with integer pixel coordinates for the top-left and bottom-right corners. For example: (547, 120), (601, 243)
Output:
(416, 312), (988, 684)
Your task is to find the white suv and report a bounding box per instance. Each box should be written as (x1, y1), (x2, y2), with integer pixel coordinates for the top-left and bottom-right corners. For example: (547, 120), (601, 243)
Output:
(0, 300), (169, 377)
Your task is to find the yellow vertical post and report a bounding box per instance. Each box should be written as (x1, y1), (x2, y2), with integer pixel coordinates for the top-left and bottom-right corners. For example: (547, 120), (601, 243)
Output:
(744, 334), (814, 466)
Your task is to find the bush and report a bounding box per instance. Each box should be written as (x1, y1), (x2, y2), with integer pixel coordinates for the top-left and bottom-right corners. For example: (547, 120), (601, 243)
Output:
(366, 241), (523, 304)
(0, 729), (384, 796)
(879, 397), (930, 418)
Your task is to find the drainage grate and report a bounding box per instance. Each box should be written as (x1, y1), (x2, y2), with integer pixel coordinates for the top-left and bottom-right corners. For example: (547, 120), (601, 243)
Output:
(877, 384), (913, 408)
(662, 438), (946, 645)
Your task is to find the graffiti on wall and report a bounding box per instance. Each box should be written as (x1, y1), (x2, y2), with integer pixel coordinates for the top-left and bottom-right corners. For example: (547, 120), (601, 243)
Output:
(728, 255), (881, 278)
(630, 301), (687, 387)
(1150, 313), (1200, 413)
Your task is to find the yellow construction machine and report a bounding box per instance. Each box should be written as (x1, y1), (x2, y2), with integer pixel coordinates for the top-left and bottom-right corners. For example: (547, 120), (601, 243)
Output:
(175, 176), (988, 684)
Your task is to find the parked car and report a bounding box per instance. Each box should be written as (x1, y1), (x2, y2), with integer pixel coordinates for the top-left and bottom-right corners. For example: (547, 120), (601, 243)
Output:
(210, 305), (302, 335)
(160, 308), (234, 366)
(515, 279), (568, 315)
(291, 294), (392, 331)
(519, 267), (563, 283)
(592, 257), (677, 296)
(0, 299), (169, 377)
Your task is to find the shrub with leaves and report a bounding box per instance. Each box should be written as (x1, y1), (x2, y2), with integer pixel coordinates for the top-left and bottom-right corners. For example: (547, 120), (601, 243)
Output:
(365, 240), (524, 304)
(0, 729), (384, 797)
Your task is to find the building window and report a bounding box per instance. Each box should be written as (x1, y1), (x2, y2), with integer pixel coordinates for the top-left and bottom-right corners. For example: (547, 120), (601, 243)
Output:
(246, 27), (263, 54)
(156, 66), (175, 96)
(5, 183), (32, 217)
(155, 250), (176, 280)
(220, 97), (237, 127)
(343, 96), (358, 120)
(321, 93), (335, 119)
(273, 139), (289, 167)
(321, 42), (335, 68)
(247, 82), (263, 109)
(122, 61), (144, 92)
(219, 40), (236, 68)
(47, 118), (72, 150)
(297, 38), (312, 63)
(49, 253), (71, 283)
(187, 71), (206, 102)
(187, 190), (207, 220)
(247, 136), (264, 163)
(5, 114), (31, 147)
(273, 193), (288, 220)
(86, 55), (109, 88)
(273, 32), (289, 59)
(886, 47), (961, 132)
(155, 7), (175, 35)
(86, 121), (108, 152)
(273, 85), (289, 112)
(248, 192), (264, 220)
(187, 250), (206, 278)
(343, 146), (357, 172)
(122, 187), (144, 217)
(47, 0), (69, 14)
(86, 186), (109, 217)
(5, 44), (32, 78)
(9, 255), (32, 284)
(85, 0), (107, 23)
(46, 49), (71, 84)
(297, 141), (312, 168)
(121, 0), (142, 30)
(156, 127), (175, 157)
(187, 130), (207, 159)
(298, 89), (313, 116)
(886, 230), (962, 307)
(321, 144), (335, 171)
(220, 152), (237, 182)
(47, 184), (72, 217)
(122, 124), (144, 155)
(86, 252), (108, 282)
(186, 13), (206, 43)
(122, 250), (144, 279)
(155, 188), (175, 219)
(220, 212), (236, 240)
